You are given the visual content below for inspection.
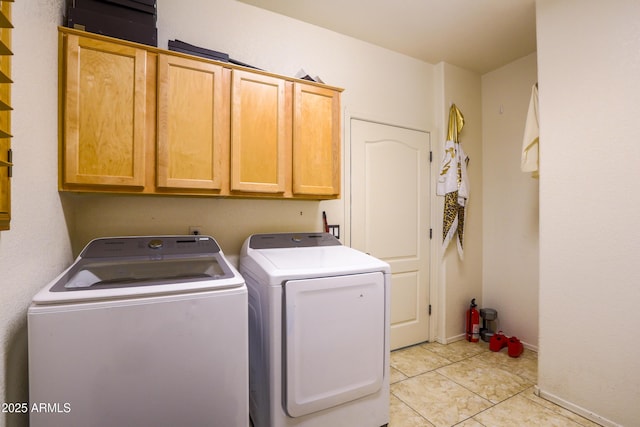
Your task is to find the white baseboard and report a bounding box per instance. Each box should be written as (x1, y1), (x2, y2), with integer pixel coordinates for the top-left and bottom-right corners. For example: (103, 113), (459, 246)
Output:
(535, 387), (621, 427)
(439, 333), (466, 344)
(440, 333), (539, 352)
(522, 341), (538, 352)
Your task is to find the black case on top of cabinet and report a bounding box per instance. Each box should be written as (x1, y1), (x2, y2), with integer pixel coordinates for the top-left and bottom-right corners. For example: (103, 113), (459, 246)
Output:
(98, 0), (156, 15)
(70, 0), (156, 25)
(67, 6), (157, 46)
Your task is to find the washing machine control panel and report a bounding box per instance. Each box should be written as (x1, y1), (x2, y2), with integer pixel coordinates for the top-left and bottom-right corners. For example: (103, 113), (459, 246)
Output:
(80, 236), (221, 258)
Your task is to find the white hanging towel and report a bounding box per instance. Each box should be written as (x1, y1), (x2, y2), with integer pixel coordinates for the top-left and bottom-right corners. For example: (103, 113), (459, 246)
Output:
(521, 83), (539, 177)
(437, 104), (469, 260)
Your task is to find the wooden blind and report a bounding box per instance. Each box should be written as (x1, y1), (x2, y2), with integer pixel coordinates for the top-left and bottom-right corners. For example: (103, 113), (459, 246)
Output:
(0, 0), (12, 231)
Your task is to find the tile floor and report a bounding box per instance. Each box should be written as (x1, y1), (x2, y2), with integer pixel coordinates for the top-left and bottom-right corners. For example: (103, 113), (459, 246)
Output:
(389, 340), (602, 427)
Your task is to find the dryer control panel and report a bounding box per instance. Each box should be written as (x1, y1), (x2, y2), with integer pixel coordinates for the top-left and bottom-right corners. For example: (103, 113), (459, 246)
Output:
(249, 233), (341, 249)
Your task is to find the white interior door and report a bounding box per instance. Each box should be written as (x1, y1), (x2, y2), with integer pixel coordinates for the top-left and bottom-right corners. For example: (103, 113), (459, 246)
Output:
(350, 119), (431, 350)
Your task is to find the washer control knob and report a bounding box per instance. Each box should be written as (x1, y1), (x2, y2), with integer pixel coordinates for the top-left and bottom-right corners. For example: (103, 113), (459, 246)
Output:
(148, 239), (164, 249)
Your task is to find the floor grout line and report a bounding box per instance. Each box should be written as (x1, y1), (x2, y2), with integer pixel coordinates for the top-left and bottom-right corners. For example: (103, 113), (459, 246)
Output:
(389, 341), (540, 427)
(390, 342), (602, 426)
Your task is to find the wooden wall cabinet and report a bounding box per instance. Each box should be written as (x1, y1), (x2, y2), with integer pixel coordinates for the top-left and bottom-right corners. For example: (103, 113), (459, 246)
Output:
(293, 82), (341, 197)
(61, 34), (150, 190)
(0, 0), (12, 231)
(59, 28), (342, 200)
(157, 54), (230, 193)
(231, 70), (290, 195)
(230, 72), (341, 198)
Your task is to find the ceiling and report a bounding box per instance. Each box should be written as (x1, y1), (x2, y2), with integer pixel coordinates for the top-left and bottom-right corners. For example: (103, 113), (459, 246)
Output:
(237, 0), (537, 74)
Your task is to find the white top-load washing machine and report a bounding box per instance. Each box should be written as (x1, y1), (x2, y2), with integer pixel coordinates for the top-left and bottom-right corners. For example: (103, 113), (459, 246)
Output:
(240, 232), (391, 427)
(28, 235), (248, 427)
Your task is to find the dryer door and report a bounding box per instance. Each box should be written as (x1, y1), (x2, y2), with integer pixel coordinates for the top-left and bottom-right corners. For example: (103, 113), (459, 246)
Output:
(283, 271), (385, 418)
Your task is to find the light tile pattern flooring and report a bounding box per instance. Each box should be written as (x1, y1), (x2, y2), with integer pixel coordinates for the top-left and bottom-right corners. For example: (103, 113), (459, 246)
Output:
(389, 340), (602, 427)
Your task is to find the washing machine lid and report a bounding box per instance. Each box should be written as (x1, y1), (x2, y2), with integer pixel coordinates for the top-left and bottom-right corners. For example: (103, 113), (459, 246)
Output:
(243, 233), (390, 284)
(32, 236), (244, 305)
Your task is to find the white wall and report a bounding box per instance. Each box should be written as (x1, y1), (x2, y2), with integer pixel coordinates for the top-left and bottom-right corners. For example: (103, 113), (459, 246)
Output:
(434, 63), (484, 342)
(481, 53), (538, 349)
(70, 0), (436, 257)
(0, 1), (71, 426)
(537, 1), (640, 425)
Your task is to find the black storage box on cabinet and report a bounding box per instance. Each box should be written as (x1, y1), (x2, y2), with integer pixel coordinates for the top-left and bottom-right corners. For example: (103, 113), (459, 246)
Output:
(66, 0), (157, 47)
(70, 0), (155, 25)
(101, 0), (156, 14)
(70, 0), (156, 15)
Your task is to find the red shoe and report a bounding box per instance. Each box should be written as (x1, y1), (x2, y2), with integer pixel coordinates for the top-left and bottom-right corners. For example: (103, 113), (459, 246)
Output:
(489, 331), (508, 352)
(508, 336), (524, 358)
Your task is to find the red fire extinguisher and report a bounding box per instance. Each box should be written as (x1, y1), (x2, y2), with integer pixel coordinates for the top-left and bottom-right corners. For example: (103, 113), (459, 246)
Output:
(466, 298), (480, 342)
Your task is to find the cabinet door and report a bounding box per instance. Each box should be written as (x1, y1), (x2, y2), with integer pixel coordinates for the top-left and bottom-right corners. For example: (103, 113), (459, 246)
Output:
(63, 35), (147, 188)
(157, 54), (229, 191)
(231, 70), (290, 193)
(292, 83), (340, 197)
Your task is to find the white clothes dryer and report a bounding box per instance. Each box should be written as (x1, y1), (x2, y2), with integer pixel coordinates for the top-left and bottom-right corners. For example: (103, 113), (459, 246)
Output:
(28, 236), (248, 427)
(240, 232), (391, 427)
